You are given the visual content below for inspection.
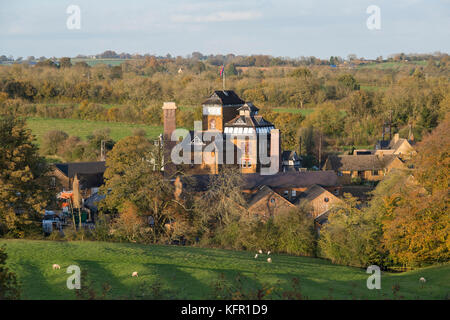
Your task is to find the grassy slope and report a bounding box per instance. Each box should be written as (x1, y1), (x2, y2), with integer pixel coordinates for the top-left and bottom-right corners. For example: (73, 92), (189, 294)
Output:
(1, 240), (448, 300)
(26, 117), (162, 145)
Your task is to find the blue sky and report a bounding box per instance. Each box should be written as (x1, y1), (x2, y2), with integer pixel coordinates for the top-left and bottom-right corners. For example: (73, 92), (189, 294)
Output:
(1, 0), (449, 59)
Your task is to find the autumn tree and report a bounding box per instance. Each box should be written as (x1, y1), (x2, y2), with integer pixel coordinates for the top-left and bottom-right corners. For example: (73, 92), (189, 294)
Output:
(0, 116), (53, 237)
(99, 135), (178, 243)
(194, 166), (246, 237)
(381, 114), (450, 266)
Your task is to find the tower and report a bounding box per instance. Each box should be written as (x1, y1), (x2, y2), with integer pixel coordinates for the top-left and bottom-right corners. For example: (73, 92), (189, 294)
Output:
(162, 102), (177, 176)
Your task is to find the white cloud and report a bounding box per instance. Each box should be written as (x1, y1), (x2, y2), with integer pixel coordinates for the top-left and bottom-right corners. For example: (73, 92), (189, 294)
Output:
(171, 11), (263, 23)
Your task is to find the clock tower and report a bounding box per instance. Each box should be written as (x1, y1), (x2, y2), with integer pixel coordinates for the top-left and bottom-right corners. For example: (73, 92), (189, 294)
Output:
(202, 90), (245, 132)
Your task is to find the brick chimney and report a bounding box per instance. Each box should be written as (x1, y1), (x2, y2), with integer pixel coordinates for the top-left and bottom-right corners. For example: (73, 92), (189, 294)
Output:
(393, 133), (400, 144)
(162, 102), (177, 141)
(269, 128), (281, 174)
(162, 102), (177, 177)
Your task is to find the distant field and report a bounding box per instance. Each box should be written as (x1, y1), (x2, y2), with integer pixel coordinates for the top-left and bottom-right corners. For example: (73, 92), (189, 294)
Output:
(273, 108), (315, 115)
(70, 58), (136, 67)
(357, 61), (427, 70)
(2, 240), (449, 300)
(26, 117), (162, 145)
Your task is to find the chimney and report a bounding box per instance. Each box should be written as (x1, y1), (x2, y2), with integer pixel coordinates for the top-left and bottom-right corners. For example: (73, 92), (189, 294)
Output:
(162, 102), (177, 141)
(162, 102), (177, 177)
(393, 133), (399, 144)
(268, 129), (281, 174)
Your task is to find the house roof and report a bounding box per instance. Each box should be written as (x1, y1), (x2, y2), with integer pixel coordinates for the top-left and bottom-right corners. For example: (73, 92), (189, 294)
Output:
(181, 171), (338, 192)
(202, 90), (245, 106)
(54, 161), (106, 178)
(243, 171), (338, 190)
(237, 102), (259, 114)
(325, 155), (399, 171)
(76, 173), (105, 189)
(225, 113), (274, 128)
(282, 151), (300, 162)
(248, 185), (295, 210)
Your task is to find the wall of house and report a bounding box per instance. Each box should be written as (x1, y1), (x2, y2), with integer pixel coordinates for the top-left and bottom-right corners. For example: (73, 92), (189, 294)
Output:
(308, 193), (342, 218)
(248, 193), (295, 218)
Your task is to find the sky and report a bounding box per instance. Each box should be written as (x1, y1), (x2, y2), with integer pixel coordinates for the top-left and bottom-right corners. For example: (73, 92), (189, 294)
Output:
(0, 0), (449, 59)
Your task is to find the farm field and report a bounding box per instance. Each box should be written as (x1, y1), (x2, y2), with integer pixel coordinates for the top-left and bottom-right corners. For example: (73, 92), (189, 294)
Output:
(70, 58), (136, 67)
(357, 60), (427, 70)
(1, 240), (448, 300)
(26, 117), (162, 145)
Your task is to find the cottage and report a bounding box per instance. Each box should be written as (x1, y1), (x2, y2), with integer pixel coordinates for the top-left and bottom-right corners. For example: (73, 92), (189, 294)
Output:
(323, 154), (405, 184)
(293, 183), (344, 228)
(281, 150), (302, 172)
(52, 161), (105, 197)
(247, 185), (296, 219)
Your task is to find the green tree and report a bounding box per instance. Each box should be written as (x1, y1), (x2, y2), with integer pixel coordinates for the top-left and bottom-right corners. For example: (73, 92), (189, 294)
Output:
(0, 245), (20, 299)
(59, 57), (72, 68)
(99, 136), (177, 243)
(0, 117), (53, 237)
(41, 130), (69, 155)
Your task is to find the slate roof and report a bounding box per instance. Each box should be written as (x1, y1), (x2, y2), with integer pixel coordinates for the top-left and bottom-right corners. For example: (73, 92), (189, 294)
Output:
(77, 173), (105, 189)
(243, 171), (338, 189)
(282, 151), (300, 162)
(55, 161), (106, 178)
(202, 90), (245, 106)
(181, 171), (338, 192)
(225, 114), (274, 128)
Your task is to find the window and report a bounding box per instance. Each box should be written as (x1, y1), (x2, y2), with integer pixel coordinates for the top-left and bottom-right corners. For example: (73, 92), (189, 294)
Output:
(210, 119), (216, 129)
(291, 190), (296, 197)
(337, 171), (343, 176)
(270, 198), (275, 204)
(324, 197), (329, 203)
(372, 170), (379, 176)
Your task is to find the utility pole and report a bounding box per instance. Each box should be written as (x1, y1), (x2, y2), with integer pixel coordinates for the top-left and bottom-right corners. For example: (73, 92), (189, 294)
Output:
(318, 131), (322, 168)
(223, 67), (226, 90)
(100, 140), (106, 161)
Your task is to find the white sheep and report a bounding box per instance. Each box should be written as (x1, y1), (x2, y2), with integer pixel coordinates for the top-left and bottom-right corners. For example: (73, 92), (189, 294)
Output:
(258, 249), (263, 254)
(132, 271), (139, 277)
(254, 254), (258, 259)
(52, 264), (61, 270)
(267, 257), (272, 263)
(419, 277), (426, 283)
(267, 250), (271, 255)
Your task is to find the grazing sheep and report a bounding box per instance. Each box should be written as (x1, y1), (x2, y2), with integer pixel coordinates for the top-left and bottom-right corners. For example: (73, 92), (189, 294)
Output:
(52, 264), (61, 270)
(267, 258), (272, 263)
(267, 251), (271, 255)
(254, 254), (258, 259)
(258, 249), (263, 254)
(132, 271), (139, 277)
(419, 277), (426, 283)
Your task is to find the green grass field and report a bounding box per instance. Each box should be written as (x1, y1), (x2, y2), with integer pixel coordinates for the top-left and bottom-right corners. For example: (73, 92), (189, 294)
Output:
(26, 117), (162, 145)
(273, 108), (315, 116)
(1, 240), (448, 300)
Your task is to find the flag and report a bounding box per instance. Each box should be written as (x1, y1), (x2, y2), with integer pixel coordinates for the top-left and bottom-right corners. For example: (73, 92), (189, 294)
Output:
(219, 65), (224, 76)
